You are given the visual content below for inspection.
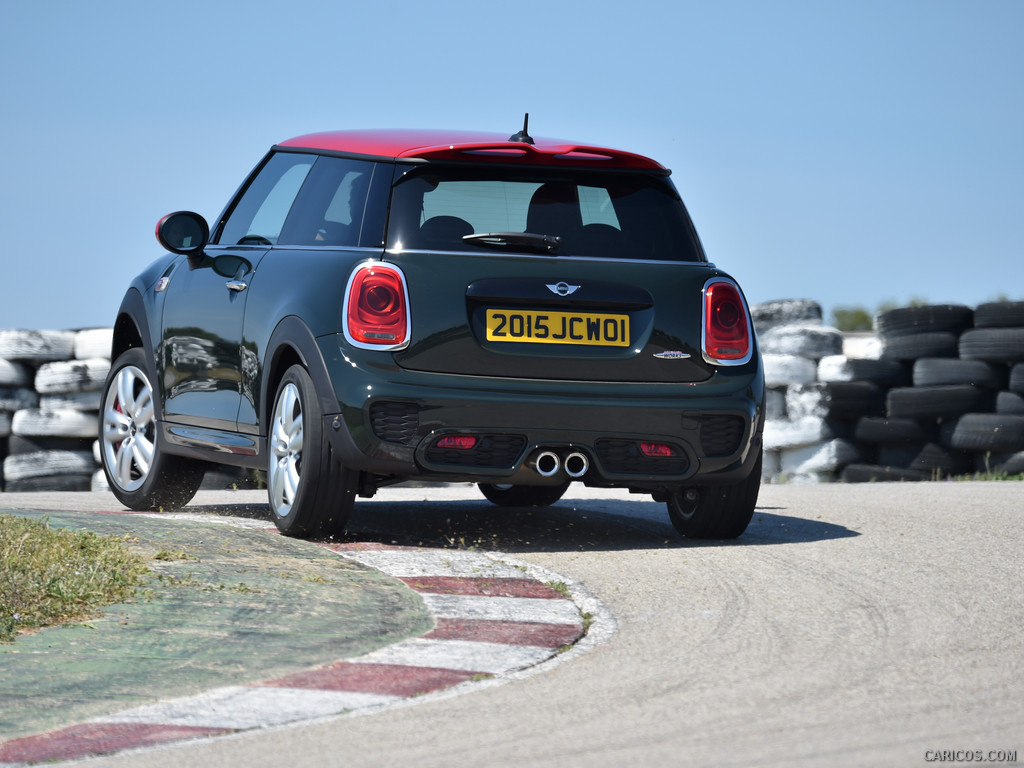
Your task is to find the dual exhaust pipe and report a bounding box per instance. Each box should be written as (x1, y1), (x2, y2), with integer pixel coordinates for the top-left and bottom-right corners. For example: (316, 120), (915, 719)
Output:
(531, 449), (589, 479)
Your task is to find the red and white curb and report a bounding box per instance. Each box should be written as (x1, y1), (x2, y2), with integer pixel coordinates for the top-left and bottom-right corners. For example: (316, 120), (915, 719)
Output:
(0, 542), (614, 765)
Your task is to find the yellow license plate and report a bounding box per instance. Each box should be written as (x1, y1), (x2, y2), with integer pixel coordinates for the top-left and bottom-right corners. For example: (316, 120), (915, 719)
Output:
(486, 309), (630, 347)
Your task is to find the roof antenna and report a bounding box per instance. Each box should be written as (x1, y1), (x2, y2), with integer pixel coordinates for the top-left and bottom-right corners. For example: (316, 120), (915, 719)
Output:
(509, 113), (534, 145)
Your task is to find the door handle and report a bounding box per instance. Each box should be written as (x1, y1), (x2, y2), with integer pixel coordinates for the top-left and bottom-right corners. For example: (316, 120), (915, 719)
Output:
(226, 280), (248, 293)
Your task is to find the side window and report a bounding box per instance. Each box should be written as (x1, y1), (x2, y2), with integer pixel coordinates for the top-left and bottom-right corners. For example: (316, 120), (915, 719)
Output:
(278, 156), (374, 246)
(217, 153), (314, 245)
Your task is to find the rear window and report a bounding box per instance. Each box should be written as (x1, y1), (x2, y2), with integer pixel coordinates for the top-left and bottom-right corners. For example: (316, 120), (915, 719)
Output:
(387, 166), (705, 262)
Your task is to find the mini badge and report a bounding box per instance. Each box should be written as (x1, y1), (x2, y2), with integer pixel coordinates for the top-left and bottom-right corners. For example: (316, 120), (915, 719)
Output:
(654, 351), (691, 359)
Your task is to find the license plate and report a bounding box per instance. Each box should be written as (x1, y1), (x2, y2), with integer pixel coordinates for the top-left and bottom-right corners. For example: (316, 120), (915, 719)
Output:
(485, 309), (630, 347)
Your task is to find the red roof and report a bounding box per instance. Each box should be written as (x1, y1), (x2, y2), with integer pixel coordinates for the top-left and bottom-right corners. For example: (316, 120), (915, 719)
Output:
(276, 129), (667, 171)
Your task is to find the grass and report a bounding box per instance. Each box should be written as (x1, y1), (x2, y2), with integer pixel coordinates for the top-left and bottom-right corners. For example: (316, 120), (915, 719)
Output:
(0, 514), (150, 642)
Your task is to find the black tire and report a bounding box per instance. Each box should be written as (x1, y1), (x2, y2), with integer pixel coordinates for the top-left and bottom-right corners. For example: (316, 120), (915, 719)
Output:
(875, 305), (973, 338)
(912, 358), (1006, 390)
(99, 348), (205, 511)
(886, 385), (992, 420)
(666, 450), (761, 539)
(958, 328), (1024, 364)
(267, 364), (357, 539)
(4, 474), (93, 492)
(853, 417), (938, 445)
(876, 443), (973, 476)
(8, 435), (94, 455)
(973, 301), (1024, 329)
(1011, 364), (1024, 394)
(940, 414), (1024, 453)
(817, 356), (909, 387)
(478, 481), (571, 507)
(996, 391), (1024, 415)
(840, 464), (931, 483)
(880, 332), (960, 361)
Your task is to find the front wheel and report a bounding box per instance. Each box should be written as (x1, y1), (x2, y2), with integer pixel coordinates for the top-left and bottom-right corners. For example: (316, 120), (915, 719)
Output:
(666, 450), (762, 539)
(99, 348), (205, 510)
(478, 481), (571, 507)
(268, 365), (356, 539)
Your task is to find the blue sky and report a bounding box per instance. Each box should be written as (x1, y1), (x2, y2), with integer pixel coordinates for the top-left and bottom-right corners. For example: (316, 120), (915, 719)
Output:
(1, 0), (1020, 331)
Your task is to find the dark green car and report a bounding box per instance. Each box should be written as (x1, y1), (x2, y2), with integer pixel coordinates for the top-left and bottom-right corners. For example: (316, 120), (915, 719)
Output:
(100, 122), (764, 539)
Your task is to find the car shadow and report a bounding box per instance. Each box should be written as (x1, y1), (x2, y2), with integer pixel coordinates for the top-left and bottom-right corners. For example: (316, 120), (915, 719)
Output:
(180, 494), (858, 554)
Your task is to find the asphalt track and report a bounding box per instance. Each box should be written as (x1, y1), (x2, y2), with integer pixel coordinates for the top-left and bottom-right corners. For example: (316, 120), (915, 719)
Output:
(1, 482), (1022, 767)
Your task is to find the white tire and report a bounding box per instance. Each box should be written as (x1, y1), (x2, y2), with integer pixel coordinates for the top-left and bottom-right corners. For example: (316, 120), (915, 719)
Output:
(763, 354), (816, 388)
(34, 358), (111, 395)
(74, 328), (114, 360)
(760, 324), (844, 360)
(0, 330), (75, 362)
(39, 391), (103, 411)
(3, 450), (95, 481)
(764, 415), (834, 451)
(12, 408), (99, 438)
(0, 359), (32, 387)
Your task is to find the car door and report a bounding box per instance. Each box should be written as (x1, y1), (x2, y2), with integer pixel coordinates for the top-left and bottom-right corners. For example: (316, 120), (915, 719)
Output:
(159, 151), (316, 432)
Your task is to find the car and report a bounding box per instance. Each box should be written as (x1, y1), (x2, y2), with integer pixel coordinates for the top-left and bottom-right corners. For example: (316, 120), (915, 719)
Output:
(100, 118), (765, 540)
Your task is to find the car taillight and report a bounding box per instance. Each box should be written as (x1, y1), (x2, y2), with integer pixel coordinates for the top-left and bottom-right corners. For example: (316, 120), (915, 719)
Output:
(345, 263), (410, 349)
(702, 279), (752, 364)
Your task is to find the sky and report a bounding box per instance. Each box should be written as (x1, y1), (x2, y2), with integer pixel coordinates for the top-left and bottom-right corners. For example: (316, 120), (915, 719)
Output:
(1, 0), (1021, 332)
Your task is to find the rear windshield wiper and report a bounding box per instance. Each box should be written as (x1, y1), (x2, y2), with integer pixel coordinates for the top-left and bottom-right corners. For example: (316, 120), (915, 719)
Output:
(462, 232), (562, 255)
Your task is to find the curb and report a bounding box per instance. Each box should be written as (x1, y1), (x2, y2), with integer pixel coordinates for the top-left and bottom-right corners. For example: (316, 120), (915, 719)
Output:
(0, 540), (602, 765)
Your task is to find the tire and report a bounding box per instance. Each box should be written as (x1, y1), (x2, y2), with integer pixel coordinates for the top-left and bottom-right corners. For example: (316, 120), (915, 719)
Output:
(478, 481), (571, 507)
(940, 414), (1024, 453)
(8, 435), (94, 455)
(996, 391), (1024, 415)
(817, 355), (909, 387)
(34, 358), (110, 395)
(880, 332), (959, 361)
(4, 450), (95, 481)
(268, 364), (357, 539)
(12, 408), (96, 438)
(99, 348), (205, 510)
(958, 328), (1024, 364)
(875, 304), (973, 338)
(4, 474), (93, 492)
(758, 324), (844, 360)
(666, 450), (761, 539)
(912, 358), (1006, 390)
(0, 359), (32, 387)
(876, 443), (973, 476)
(973, 301), (1024, 329)
(1011, 364), (1024, 394)
(854, 417), (938, 445)
(750, 299), (822, 334)
(886, 385), (992, 420)
(763, 354), (817, 388)
(0, 330), (75, 362)
(840, 464), (931, 483)
(74, 328), (114, 359)
(0, 388), (38, 412)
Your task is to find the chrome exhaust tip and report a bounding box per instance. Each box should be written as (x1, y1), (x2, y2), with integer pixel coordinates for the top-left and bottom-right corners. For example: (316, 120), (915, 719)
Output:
(564, 451), (589, 478)
(532, 450), (561, 477)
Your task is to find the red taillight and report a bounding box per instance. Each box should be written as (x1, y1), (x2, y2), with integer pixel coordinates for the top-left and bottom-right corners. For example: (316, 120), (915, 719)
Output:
(435, 435), (477, 450)
(345, 264), (409, 348)
(640, 442), (676, 458)
(703, 280), (751, 363)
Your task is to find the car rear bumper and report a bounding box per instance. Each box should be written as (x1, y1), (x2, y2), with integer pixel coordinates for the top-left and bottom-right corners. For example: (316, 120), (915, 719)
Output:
(320, 336), (764, 490)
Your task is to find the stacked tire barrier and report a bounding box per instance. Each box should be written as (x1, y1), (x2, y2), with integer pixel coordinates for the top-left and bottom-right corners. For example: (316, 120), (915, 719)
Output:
(2, 301), (1023, 492)
(757, 300), (1024, 483)
(0, 329), (112, 492)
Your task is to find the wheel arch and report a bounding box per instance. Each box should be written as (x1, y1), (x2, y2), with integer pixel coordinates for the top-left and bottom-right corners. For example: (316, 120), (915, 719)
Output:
(261, 316), (339, 433)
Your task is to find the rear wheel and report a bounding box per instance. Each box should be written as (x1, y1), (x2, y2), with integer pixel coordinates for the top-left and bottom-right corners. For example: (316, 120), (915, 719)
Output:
(100, 348), (204, 510)
(666, 450), (762, 539)
(268, 365), (356, 539)
(478, 481), (570, 507)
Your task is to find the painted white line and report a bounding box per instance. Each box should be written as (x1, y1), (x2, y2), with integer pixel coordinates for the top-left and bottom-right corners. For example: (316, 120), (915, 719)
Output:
(93, 686), (399, 730)
(348, 638), (555, 674)
(339, 549), (528, 579)
(420, 593), (581, 625)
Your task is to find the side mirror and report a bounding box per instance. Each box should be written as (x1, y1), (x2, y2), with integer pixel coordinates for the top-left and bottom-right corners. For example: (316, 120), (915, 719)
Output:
(156, 211), (210, 255)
